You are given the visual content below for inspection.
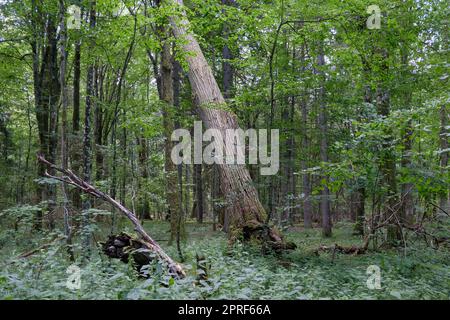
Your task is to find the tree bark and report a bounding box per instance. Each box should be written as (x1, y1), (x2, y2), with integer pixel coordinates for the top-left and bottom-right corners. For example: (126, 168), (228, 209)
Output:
(439, 104), (449, 212)
(31, 1), (60, 229)
(58, 0), (74, 260)
(376, 48), (400, 243)
(82, 0), (96, 253)
(94, 67), (104, 180)
(71, 31), (82, 210)
(160, 38), (183, 244)
(299, 44), (313, 229)
(194, 164), (204, 223)
(400, 48), (415, 225)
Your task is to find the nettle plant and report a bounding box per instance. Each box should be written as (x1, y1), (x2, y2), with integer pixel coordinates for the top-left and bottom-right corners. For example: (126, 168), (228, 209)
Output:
(0, 204), (42, 232)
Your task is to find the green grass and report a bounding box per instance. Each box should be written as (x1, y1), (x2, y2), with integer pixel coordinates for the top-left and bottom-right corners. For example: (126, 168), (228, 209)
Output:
(0, 220), (449, 300)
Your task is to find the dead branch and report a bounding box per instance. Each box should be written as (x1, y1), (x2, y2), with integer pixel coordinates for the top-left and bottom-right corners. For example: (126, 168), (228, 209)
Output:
(428, 202), (450, 217)
(315, 234), (371, 256)
(17, 236), (65, 259)
(37, 154), (186, 279)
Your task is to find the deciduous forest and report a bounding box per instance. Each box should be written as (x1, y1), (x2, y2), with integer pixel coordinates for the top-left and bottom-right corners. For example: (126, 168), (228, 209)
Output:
(0, 0), (449, 300)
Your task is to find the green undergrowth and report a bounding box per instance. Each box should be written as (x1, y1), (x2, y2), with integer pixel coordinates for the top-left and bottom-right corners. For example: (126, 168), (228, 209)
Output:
(0, 220), (448, 300)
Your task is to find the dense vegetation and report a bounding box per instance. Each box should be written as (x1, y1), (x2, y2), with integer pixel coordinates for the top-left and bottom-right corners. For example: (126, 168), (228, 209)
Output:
(1, 221), (449, 299)
(0, 0), (448, 300)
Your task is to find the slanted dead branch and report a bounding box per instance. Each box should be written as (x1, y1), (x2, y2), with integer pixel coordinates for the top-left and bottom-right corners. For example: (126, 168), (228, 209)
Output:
(37, 154), (186, 279)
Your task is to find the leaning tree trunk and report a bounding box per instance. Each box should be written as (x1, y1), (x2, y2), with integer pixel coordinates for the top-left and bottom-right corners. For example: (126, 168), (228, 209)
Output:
(167, 0), (292, 249)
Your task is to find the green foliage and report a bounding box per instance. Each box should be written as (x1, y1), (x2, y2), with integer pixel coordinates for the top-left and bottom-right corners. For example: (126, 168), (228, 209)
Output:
(0, 222), (448, 300)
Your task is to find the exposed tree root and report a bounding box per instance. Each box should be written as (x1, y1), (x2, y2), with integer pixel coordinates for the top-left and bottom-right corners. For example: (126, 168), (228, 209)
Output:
(242, 224), (297, 253)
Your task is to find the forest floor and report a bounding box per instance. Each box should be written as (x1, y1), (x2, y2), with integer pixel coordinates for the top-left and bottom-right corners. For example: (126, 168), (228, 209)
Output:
(0, 219), (449, 300)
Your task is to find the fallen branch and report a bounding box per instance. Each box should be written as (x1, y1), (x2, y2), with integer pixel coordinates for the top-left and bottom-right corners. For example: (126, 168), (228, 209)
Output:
(17, 236), (65, 259)
(428, 202), (450, 217)
(37, 154), (186, 279)
(315, 235), (371, 256)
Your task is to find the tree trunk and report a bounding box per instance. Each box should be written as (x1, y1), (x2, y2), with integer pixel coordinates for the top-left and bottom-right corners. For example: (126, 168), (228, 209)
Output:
(299, 44), (313, 229)
(82, 0), (96, 253)
(376, 48), (399, 243)
(439, 104), (449, 212)
(160, 39), (183, 244)
(399, 48), (415, 225)
(173, 56), (186, 255)
(317, 41), (332, 237)
(194, 164), (204, 223)
(31, 0), (43, 229)
(168, 0), (292, 249)
(72, 33), (82, 210)
(94, 67), (104, 180)
(352, 71), (371, 236)
(137, 136), (150, 220)
(222, 0), (234, 99)
(32, 1), (60, 229)
(58, 0), (74, 260)
(46, 17), (59, 230)
(217, 0), (234, 230)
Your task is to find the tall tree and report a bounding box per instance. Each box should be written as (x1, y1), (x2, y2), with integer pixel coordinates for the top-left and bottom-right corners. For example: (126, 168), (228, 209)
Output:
(58, 0), (73, 259)
(316, 39), (332, 237)
(167, 0), (291, 248)
(160, 36), (183, 243)
(31, 0), (60, 229)
(299, 42), (313, 229)
(72, 21), (82, 210)
(82, 0), (96, 253)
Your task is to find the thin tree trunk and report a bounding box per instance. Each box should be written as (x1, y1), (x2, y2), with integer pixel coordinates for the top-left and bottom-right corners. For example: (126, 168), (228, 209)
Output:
(94, 67), (104, 180)
(218, 0), (234, 230)
(58, 0), (74, 260)
(439, 104), (449, 212)
(82, 0), (96, 253)
(317, 41), (332, 237)
(120, 120), (127, 206)
(137, 136), (150, 220)
(46, 15), (60, 230)
(352, 67), (371, 236)
(400, 49), (415, 225)
(222, 0), (234, 99)
(173, 56), (186, 255)
(32, 3), (60, 229)
(194, 164), (204, 223)
(376, 48), (399, 242)
(160, 38), (182, 244)
(300, 43), (313, 229)
(71, 26), (82, 210)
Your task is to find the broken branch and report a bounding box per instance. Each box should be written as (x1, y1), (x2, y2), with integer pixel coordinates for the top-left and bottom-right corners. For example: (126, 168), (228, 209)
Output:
(37, 154), (186, 279)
